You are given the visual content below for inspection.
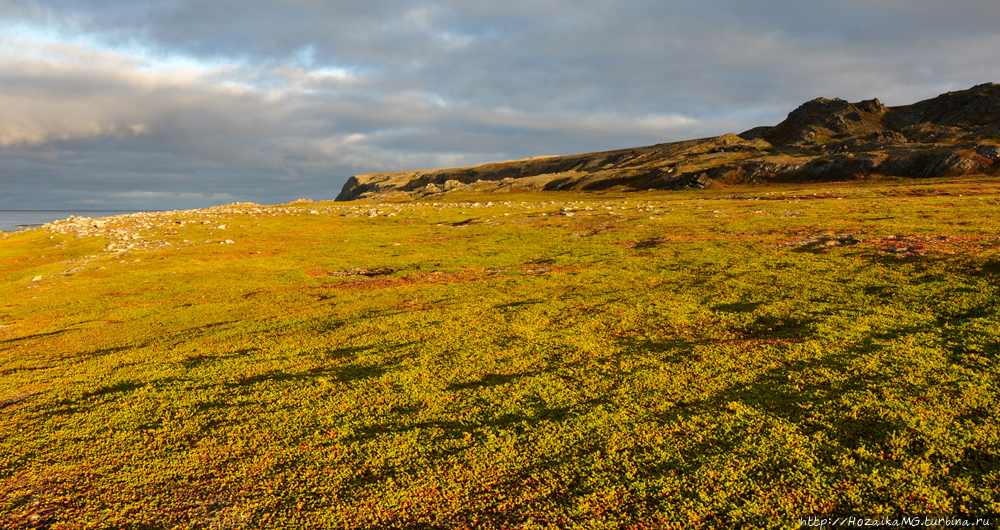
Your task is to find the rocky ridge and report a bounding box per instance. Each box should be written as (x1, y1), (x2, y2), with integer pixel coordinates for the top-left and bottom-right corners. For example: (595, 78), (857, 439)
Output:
(336, 83), (1000, 201)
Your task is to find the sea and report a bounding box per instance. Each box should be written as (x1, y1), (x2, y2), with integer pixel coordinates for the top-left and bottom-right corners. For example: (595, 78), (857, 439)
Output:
(0, 211), (142, 233)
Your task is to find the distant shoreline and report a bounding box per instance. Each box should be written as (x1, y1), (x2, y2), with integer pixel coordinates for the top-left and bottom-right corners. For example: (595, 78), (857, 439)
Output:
(0, 210), (143, 233)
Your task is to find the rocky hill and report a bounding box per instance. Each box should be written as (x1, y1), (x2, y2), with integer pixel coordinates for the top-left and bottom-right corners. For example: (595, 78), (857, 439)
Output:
(336, 83), (1000, 201)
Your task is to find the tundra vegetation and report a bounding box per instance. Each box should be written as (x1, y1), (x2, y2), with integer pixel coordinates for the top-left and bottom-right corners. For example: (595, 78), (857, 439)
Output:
(1, 177), (999, 528)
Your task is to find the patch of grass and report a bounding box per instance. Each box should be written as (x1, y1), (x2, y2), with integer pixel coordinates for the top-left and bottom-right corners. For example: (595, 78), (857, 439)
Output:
(1, 178), (999, 528)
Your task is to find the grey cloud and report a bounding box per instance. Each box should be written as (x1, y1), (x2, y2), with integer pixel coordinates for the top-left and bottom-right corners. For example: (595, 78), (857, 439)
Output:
(0, 1), (998, 209)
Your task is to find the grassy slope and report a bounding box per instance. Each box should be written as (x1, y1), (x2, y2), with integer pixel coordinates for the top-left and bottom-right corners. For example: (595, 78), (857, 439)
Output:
(1, 178), (999, 529)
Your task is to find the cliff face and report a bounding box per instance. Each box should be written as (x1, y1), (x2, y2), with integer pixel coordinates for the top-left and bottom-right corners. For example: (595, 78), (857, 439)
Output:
(336, 83), (1000, 201)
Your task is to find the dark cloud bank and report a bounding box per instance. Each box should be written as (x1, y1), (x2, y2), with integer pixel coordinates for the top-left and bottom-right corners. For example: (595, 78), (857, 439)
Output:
(1, 0), (998, 209)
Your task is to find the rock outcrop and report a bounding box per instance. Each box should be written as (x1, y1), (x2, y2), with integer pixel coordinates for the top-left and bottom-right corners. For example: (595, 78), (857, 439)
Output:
(336, 83), (1000, 201)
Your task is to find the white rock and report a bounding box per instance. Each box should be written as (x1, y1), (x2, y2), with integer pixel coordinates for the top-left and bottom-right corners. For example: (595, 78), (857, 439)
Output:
(31, 275), (42, 282)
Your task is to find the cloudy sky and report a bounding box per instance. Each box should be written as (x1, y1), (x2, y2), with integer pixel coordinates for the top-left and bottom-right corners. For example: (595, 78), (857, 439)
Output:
(1, 1), (998, 209)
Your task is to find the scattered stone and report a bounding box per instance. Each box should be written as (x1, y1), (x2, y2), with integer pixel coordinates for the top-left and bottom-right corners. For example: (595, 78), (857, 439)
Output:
(0, 391), (36, 410)
(783, 233), (861, 248)
(977, 144), (1000, 160)
(330, 267), (396, 277)
(632, 238), (666, 248)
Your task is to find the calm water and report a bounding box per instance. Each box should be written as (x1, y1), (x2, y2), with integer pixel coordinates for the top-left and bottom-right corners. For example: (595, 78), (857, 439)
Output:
(0, 211), (141, 233)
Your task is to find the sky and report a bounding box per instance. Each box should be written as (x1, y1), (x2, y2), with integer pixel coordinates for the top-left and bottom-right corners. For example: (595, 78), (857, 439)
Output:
(1, 1), (998, 209)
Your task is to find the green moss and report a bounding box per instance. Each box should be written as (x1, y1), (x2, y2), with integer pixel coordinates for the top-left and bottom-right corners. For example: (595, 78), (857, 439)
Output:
(1, 178), (999, 528)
